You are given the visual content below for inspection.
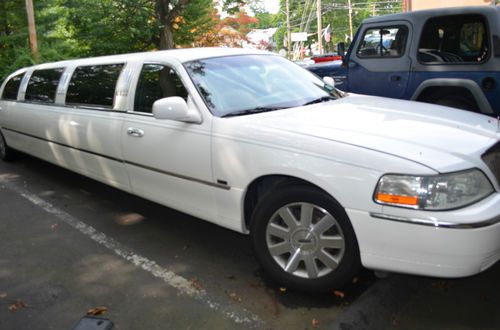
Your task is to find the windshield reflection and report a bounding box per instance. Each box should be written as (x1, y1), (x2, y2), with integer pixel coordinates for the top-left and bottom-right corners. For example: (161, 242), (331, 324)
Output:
(184, 55), (342, 117)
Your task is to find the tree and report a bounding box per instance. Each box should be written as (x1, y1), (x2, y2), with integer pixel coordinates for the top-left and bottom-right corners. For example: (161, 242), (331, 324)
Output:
(223, 8), (258, 36)
(62, 0), (158, 56)
(172, 0), (218, 47)
(155, 0), (189, 49)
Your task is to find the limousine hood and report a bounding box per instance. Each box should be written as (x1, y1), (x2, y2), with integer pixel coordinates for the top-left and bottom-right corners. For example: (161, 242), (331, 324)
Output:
(232, 94), (500, 173)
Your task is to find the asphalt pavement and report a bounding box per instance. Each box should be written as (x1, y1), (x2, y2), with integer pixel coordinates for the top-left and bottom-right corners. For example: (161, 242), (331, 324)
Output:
(0, 154), (498, 329)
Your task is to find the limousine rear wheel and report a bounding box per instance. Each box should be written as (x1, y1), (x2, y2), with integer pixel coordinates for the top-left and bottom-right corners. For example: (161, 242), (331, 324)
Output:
(0, 131), (15, 161)
(251, 185), (360, 292)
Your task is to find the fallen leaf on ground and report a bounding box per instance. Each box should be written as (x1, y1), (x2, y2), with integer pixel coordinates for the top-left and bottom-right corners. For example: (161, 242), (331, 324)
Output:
(0, 293), (7, 299)
(334, 290), (345, 298)
(190, 278), (203, 290)
(9, 300), (27, 312)
(226, 275), (236, 280)
(228, 292), (242, 303)
(432, 280), (452, 291)
(352, 276), (359, 284)
(86, 306), (108, 316)
(279, 287), (287, 293)
(51, 223), (59, 229)
(312, 318), (319, 327)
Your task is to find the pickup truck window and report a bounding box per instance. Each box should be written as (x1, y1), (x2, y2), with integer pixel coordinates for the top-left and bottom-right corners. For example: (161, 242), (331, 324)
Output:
(1, 72), (25, 100)
(357, 26), (408, 58)
(25, 68), (64, 104)
(134, 64), (188, 113)
(418, 14), (489, 64)
(66, 63), (124, 108)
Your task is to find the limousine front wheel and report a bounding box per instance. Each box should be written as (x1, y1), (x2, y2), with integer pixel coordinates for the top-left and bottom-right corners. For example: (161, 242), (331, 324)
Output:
(0, 131), (16, 161)
(251, 185), (360, 292)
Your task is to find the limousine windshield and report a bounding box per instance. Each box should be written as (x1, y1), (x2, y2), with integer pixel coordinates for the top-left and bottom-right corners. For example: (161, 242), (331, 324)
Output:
(184, 55), (342, 117)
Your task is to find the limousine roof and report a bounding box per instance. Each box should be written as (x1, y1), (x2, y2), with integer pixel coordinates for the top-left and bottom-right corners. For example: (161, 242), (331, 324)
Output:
(18, 47), (272, 72)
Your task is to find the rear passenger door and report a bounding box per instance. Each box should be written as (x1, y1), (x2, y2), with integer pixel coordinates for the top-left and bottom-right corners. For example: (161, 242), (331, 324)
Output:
(122, 63), (215, 221)
(58, 63), (130, 190)
(347, 21), (412, 98)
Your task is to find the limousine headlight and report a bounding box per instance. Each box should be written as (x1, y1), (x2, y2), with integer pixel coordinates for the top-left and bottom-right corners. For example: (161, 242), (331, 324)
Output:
(374, 169), (494, 210)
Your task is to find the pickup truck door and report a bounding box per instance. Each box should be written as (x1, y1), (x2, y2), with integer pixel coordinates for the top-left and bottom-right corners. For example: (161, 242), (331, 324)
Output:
(347, 21), (412, 99)
(121, 63), (216, 221)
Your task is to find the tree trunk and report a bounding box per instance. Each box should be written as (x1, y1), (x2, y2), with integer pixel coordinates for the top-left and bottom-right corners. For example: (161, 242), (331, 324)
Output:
(159, 23), (174, 49)
(155, 0), (189, 50)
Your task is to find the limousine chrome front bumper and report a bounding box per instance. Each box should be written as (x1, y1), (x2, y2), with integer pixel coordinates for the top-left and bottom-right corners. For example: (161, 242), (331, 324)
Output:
(346, 193), (500, 278)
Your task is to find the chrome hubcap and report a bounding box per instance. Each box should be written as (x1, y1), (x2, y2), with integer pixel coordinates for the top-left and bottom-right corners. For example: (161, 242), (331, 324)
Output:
(266, 202), (345, 279)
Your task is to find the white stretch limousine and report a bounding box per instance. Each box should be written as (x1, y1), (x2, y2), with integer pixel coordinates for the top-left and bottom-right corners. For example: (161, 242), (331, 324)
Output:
(0, 48), (499, 292)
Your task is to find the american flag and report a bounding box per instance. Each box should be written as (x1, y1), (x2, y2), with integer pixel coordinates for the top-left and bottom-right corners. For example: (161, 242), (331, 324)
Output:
(323, 25), (331, 43)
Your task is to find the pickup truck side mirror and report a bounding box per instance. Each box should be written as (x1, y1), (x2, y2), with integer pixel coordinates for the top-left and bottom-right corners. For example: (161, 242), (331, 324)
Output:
(152, 96), (202, 123)
(337, 42), (346, 57)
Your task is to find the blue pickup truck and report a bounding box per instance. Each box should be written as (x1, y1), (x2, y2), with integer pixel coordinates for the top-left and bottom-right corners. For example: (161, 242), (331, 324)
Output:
(307, 6), (500, 117)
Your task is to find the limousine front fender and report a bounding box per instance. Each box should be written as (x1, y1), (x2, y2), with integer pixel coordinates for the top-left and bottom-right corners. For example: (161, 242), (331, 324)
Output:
(210, 116), (439, 234)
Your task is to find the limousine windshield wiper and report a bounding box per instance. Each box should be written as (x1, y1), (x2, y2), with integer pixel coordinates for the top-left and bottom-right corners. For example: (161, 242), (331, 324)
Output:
(221, 106), (288, 118)
(302, 95), (336, 106)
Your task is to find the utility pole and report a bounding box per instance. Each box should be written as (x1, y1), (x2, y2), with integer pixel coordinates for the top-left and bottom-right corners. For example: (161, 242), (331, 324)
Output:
(348, 0), (353, 41)
(317, 0), (322, 55)
(25, 0), (38, 60)
(286, 0), (292, 59)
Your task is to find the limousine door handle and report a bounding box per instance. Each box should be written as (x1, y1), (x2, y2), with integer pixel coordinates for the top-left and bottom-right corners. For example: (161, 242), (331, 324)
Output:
(127, 127), (145, 137)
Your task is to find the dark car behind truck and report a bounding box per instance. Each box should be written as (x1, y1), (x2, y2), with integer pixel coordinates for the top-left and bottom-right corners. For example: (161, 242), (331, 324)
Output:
(307, 6), (500, 117)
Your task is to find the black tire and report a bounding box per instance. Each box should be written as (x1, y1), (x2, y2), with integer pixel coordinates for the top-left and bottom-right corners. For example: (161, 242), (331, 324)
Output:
(250, 185), (360, 293)
(435, 95), (479, 113)
(0, 130), (16, 161)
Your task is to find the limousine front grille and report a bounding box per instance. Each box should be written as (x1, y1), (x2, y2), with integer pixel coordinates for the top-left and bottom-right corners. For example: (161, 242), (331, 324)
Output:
(482, 142), (500, 187)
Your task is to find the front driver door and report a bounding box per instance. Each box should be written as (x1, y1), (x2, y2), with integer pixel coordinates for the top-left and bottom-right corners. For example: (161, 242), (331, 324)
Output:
(122, 62), (216, 221)
(347, 21), (412, 99)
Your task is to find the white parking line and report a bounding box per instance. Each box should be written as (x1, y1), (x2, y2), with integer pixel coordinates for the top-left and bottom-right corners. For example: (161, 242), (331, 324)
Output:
(2, 178), (261, 327)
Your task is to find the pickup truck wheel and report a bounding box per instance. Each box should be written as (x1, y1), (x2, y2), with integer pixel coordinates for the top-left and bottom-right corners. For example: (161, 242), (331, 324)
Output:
(251, 185), (360, 292)
(0, 131), (16, 161)
(435, 95), (479, 113)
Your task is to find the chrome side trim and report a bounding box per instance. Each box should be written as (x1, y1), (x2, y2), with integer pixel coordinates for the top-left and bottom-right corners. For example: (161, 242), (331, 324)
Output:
(370, 212), (500, 229)
(3, 126), (231, 191)
(124, 160), (230, 190)
(3, 127), (122, 163)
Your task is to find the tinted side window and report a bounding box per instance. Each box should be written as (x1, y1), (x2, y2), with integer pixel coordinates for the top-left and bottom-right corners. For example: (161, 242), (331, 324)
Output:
(25, 68), (64, 103)
(134, 64), (188, 113)
(418, 14), (489, 64)
(357, 26), (408, 58)
(66, 64), (124, 108)
(1, 72), (25, 100)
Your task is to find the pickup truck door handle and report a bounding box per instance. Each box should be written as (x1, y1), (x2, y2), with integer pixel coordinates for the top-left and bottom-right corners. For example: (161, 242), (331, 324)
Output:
(390, 75), (401, 82)
(127, 127), (145, 137)
(348, 61), (357, 68)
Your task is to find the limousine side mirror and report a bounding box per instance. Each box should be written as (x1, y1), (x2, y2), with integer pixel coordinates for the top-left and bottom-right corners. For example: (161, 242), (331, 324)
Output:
(323, 76), (335, 91)
(152, 97), (202, 123)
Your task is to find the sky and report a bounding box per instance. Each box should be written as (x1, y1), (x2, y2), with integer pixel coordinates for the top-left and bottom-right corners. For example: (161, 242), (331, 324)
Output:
(264, 0), (280, 14)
